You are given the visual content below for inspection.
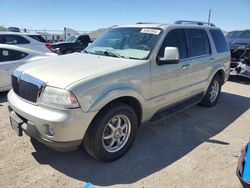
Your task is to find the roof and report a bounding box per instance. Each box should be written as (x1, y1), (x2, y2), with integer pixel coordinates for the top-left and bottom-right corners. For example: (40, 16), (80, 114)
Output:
(0, 32), (41, 35)
(115, 23), (170, 29)
(114, 23), (219, 30)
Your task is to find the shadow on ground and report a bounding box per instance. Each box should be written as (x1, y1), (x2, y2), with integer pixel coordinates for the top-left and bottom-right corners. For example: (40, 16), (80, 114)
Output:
(0, 92), (8, 105)
(31, 92), (250, 186)
(229, 75), (250, 85)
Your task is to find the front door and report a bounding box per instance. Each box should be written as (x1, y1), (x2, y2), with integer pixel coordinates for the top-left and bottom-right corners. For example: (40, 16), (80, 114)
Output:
(150, 29), (191, 110)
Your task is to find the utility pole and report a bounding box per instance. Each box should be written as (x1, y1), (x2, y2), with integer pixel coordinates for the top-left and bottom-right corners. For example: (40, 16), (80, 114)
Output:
(208, 9), (212, 24)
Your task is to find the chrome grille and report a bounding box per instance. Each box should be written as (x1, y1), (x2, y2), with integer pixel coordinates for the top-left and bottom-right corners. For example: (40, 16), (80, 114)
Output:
(11, 73), (45, 103)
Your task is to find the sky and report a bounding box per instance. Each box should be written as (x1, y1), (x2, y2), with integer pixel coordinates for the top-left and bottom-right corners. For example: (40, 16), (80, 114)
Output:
(0, 0), (249, 32)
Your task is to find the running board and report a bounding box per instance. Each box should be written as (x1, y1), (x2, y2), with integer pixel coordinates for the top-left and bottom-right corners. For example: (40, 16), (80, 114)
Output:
(149, 93), (203, 124)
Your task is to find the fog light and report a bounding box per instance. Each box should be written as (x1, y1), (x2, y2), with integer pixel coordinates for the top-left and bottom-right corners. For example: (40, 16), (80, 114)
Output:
(46, 127), (55, 136)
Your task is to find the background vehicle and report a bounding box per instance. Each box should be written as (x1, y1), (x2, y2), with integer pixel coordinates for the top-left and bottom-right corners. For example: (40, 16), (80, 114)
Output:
(51, 34), (91, 54)
(0, 44), (57, 92)
(226, 30), (250, 78)
(7, 27), (20, 32)
(0, 32), (53, 53)
(8, 21), (230, 162)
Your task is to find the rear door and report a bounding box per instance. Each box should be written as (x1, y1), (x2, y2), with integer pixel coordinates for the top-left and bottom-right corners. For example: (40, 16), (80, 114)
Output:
(186, 29), (214, 95)
(0, 48), (28, 89)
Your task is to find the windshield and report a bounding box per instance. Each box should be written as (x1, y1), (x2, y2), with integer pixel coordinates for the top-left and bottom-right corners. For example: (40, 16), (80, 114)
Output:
(65, 36), (77, 42)
(85, 27), (162, 60)
(226, 30), (250, 39)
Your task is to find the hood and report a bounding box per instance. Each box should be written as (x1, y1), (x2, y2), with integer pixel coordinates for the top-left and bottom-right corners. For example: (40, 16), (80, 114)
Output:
(226, 37), (250, 48)
(16, 53), (141, 88)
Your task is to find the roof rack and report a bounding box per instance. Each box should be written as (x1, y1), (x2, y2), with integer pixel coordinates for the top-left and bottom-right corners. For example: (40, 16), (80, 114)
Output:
(136, 22), (157, 24)
(175, 20), (215, 27)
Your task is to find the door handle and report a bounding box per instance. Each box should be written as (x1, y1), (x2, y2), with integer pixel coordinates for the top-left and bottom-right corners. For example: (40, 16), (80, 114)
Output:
(209, 58), (215, 63)
(182, 64), (190, 70)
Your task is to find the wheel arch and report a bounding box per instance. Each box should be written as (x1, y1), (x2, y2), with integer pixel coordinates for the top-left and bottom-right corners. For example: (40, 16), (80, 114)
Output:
(88, 93), (144, 127)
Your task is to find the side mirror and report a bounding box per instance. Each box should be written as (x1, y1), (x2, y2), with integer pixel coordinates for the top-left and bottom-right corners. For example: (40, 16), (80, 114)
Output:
(157, 47), (180, 65)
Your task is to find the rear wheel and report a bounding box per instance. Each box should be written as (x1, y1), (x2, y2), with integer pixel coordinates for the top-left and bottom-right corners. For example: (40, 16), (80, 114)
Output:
(84, 103), (138, 162)
(200, 75), (222, 107)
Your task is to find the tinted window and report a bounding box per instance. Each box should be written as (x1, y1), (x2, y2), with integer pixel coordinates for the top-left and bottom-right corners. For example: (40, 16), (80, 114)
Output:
(0, 35), (30, 44)
(210, 29), (229, 53)
(158, 29), (187, 59)
(0, 48), (28, 62)
(202, 30), (211, 54)
(186, 29), (207, 57)
(28, 35), (47, 43)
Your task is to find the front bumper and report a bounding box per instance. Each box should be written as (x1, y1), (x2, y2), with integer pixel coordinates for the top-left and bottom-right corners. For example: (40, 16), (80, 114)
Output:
(8, 89), (98, 151)
(230, 62), (250, 78)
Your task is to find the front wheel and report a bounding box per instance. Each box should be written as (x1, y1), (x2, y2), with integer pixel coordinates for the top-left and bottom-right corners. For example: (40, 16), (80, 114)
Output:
(199, 75), (222, 107)
(84, 103), (138, 162)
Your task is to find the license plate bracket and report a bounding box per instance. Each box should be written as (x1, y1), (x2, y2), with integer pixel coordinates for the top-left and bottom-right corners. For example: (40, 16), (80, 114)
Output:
(9, 111), (23, 136)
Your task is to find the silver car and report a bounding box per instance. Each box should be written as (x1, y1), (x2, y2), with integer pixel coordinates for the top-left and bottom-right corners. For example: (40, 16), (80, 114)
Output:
(0, 44), (57, 92)
(8, 21), (230, 162)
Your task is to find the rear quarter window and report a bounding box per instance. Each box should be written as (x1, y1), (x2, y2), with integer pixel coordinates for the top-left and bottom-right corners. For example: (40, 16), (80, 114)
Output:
(28, 35), (47, 43)
(209, 29), (229, 53)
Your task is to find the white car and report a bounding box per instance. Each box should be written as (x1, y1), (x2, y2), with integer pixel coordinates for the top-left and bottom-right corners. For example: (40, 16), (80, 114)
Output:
(0, 32), (53, 53)
(0, 44), (57, 92)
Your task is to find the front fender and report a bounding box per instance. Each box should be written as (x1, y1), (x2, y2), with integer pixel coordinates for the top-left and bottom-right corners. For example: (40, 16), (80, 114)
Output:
(86, 87), (145, 112)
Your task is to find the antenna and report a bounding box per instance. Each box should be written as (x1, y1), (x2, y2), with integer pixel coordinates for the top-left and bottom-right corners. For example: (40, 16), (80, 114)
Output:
(208, 9), (212, 24)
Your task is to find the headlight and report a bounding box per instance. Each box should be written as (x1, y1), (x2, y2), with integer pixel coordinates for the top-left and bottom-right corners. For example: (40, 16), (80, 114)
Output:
(40, 86), (79, 108)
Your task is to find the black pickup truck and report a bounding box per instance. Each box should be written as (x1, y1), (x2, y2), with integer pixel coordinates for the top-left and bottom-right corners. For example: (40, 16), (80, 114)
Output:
(51, 35), (91, 54)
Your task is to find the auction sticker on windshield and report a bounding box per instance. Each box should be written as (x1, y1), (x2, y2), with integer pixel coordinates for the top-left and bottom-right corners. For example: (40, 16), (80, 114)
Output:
(140, 28), (161, 35)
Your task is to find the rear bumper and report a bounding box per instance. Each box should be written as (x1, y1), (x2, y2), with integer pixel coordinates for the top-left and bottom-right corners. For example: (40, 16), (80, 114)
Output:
(8, 89), (98, 151)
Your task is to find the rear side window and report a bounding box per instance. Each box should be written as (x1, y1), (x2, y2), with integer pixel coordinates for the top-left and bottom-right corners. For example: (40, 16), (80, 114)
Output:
(0, 48), (28, 62)
(28, 35), (47, 43)
(202, 30), (211, 54)
(158, 29), (187, 59)
(209, 29), (229, 53)
(186, 29), (208, 57)
(0, 35), (30, 44)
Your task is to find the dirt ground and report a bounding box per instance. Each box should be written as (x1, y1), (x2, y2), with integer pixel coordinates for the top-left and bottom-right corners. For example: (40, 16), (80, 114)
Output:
(0, 76), (249, 188)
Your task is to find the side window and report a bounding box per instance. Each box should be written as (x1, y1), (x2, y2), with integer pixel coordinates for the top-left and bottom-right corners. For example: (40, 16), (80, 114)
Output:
(158, 29), (187, 59)
(0, 48), (28, 62)
(202, 30), (211, 54)
(1, 35), (30, 44)
(77, 36), (90, 44)
(186, 29), (207, 57)
(209, 29), (229, 53)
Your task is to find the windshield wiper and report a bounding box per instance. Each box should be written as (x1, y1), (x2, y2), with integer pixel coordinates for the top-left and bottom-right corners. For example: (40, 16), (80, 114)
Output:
(103, 50), (123, 58)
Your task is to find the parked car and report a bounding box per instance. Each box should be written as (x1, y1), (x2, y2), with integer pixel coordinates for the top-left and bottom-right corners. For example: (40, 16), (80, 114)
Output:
(0, 44), (56, 92)
(226, 30), (250, 78)
(8, 21), (230, 162)
(0, 32), (53, 53)
(51, 34), (91, 54)
(8, 27), (20, 32)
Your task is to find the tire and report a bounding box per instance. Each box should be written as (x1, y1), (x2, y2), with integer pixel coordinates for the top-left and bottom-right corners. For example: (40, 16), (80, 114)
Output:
(199, 75), (222, 107)
(84, 102), (138, 162)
